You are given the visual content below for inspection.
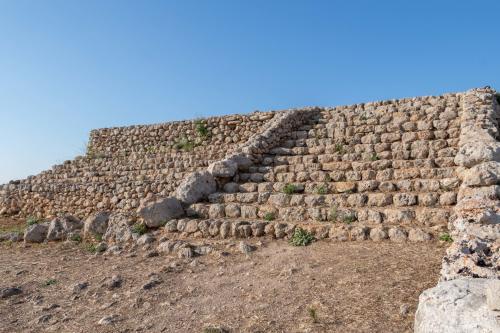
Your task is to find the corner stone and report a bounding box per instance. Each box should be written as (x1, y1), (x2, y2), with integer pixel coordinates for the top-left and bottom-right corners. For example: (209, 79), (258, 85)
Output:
(415, 278), (500, 333)
(138, 197), (184, 228)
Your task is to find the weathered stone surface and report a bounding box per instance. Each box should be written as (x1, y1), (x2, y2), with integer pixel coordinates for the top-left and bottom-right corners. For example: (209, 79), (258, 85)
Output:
(462, 161), (500, 187)
(408, 228), (432, 242)
(454, 141), (500, 168)
(175, 171), (216, 205)
(238, 241), (256, 254)
(138, 197), (184, 228)
(24, 223), (48, 243)
(103, 213), (135, 244)
(440, 235), (499, 280)
(184, 220), (199, 234)
(486, 280), (500, 311)
(415, 279), (500, 333)
(388, 227), (407, 242)
(47, 215), (83, 241)
(369, 227), (388, 241)
(84, 211), (110, 237)
(207, 159), (238, 178)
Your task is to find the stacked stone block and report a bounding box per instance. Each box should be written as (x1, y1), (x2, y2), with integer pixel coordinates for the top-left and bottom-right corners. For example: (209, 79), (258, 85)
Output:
(414, 87), (499, 333)
(0, 112), (275, 218)
(194, 93), (463, 240)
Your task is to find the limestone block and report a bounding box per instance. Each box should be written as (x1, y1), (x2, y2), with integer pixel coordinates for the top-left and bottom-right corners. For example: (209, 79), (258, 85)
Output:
(463, 161), (500, 187)
(138, 197), (184, 228)
(415, 279), (499, 333)
(84, 211), (110, 238)
(175, 171), (216, 205)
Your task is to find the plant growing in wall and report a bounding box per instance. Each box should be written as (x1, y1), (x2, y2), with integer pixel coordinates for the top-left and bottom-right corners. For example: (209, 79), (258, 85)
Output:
(289, 228), (315, 246)
(132, 223), (148, 235)
(174, 137), (196, 152)
(195, 119), (211, 138)
(264, 212), (275, 221)
(342, 212), (357, 224)
(283, 183), (298, 195)
(26, 216), (40, 226)
(439, 233), (453, 243)
(315, 184), (328, 195)
(334, 143), (345, 154)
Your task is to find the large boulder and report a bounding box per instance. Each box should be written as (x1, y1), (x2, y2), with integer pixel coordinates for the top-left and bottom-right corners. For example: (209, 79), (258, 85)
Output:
(462, 161), (500, 187)
(207, 159), (238, 178)
(103, 213), (136, 244)
(138, 197), (184, 228)
(84, 211), (110, 238)
(24, 223), (49, 243)
(415, 278), (500, 333)
(175, 171), (216, 205)
(440, 236), (499, 280)
(454, 141), (500, 168)
(47, 215), (83, 241)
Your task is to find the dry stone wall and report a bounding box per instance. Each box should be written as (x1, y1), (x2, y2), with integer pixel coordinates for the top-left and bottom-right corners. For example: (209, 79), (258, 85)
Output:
(191, 92), (463, 241)
(0, 112), (275, 218)
(415, 87), (500, 333)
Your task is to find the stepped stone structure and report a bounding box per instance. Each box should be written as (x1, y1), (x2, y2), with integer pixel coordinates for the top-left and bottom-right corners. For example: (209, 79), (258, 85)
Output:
(1, 87), (499, 332)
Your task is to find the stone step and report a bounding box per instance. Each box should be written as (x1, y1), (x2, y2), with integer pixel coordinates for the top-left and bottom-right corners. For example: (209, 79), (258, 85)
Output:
(264, 140), (459, 157)
(227, 177), (460, 195)
(237, 166), (456, 185)
(187, 203), (451, 227)
(165, 218), (442, 242)
(209, 190), (456, 208)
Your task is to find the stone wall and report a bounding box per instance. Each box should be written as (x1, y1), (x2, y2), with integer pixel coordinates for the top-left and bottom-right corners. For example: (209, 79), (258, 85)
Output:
(190, 92), (464, 241)
(415, 87), (500, 332)
(87, 112), (275, 157)
(0, 112), (276, 218)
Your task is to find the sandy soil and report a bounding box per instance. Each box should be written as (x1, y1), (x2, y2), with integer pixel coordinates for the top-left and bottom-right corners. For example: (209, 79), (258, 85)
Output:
(0, 231), (446, 333)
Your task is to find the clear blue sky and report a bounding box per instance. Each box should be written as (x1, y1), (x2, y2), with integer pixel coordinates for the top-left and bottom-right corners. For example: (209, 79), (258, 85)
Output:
(0, 0), (499, 184)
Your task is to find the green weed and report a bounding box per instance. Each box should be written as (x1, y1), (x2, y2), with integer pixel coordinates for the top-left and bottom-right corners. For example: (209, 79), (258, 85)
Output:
(439, 233), (453, 243)
(289, 228), (314, 246)
(264, 213), (275, 221)
(132, 223), (147, 235)
(283, 184), (298, 195)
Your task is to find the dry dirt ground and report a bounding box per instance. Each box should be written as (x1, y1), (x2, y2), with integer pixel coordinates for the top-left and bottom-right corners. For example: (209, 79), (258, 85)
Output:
(0, 218), (447, 333)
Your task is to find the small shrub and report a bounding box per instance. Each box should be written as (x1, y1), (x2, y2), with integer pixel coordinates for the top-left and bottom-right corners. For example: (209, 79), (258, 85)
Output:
(308, 307), (318, 323)
(44, 279), (57, 286)
(264, 213), (275, 221)
(289, 228), (314, 246)
(334, 143), (345, 154)
(132, 223), (147, 235)
(360, 114), (367, 121)
(94, 234), (103, 242)
(85, 243), (97, 253)
(195, 120), (210, 137)
(26, 216), (40, 226)
(342, 212), (357, 224)
(324, 174), (331, 182)
(174, 138), (195, 152)
(283, 183), (297, 195)
(70, 234), (82, 242)
(439, 233), (453, 243)
(328, 206), (338, 222)
(370, 153), (379, 161)
(315, 184), (328, 195)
